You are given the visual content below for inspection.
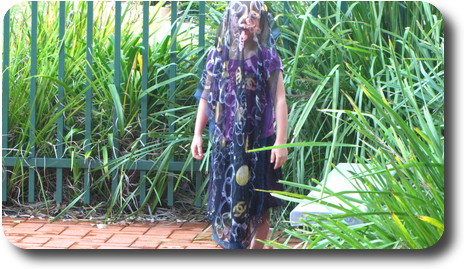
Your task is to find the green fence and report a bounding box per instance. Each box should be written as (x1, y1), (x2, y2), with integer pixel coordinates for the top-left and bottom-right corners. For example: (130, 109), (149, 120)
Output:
(2, 1), (204, 207)
(2, 1), (355, 211)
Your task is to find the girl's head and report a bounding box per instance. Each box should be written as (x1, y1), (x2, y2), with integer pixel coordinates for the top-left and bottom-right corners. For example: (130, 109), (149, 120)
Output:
(216, 1), (274, 51)
(231, 1), (264, 36)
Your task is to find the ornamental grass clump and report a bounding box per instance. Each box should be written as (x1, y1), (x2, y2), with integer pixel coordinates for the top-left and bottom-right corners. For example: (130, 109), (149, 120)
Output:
(262, 1), (443, 249)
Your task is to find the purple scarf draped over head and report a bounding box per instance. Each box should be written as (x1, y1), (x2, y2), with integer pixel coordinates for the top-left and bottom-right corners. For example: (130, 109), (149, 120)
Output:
(195, 1), (283, 249)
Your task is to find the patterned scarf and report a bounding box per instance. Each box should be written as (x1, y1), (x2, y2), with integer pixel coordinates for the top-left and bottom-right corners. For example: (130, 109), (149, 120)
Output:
(197, 1), (281, 249)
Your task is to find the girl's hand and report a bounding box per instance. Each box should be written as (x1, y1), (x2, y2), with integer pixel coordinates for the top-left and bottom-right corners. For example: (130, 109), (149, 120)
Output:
(270, 144), (288, 170)
(191, 135), (204, 160)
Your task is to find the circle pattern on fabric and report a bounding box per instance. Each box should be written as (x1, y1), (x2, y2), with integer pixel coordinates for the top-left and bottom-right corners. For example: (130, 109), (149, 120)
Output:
(235, 165), (250, 186)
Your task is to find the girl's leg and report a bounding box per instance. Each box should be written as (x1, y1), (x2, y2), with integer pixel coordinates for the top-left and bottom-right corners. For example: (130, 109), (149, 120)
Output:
(250, 209), (270, 249)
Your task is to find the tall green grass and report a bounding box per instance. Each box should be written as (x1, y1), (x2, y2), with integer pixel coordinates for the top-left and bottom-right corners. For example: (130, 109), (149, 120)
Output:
(262, 1), (444, 249)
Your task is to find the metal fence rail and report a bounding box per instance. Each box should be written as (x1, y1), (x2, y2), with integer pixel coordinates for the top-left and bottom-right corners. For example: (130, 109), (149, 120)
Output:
(2, 1), (204, 207)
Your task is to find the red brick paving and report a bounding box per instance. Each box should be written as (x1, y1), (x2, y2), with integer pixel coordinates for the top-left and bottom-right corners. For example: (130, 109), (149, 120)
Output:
(2, 217), (302, 249)
(2, 217), (223, 249)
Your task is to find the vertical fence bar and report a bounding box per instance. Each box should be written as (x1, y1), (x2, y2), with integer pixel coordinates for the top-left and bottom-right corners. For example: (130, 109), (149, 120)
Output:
(283, 2), (291, 66)
(399, 1), (407, 28)
(84, 1), (94, 204)
(139, 1), (149, 204)
(167, 1), (177, 207)
(341, 1), (347, 14)
(194, 1), (205, 207)
(311, 2), (319, 18)
(56, 1), (66, 203)
(111, 0), (121, 198)
(2, 10), (10, 202)
(198, 2), (205, 71)
(341, 1), (347, 29)
(28, 1), (38, 203)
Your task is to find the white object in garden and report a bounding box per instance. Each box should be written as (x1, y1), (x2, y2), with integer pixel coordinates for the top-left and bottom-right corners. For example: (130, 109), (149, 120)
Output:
(289, 163), (394, 226)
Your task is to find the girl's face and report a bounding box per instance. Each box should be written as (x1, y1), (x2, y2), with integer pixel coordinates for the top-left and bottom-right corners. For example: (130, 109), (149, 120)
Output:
(234, 1), (262, 37)
(241, 7), (260, 35)
(227, 1), (264, 50)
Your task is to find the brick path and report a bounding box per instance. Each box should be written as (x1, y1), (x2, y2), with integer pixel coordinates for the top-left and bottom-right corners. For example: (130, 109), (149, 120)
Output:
(2, 217), (300, 249)
(2, 217), (223, 249)
(3, 217), (298, 249)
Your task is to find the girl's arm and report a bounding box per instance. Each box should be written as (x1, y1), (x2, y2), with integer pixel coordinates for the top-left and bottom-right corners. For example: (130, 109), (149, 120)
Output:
(271, 71), (288, 169)
(191, 98), (208, 160)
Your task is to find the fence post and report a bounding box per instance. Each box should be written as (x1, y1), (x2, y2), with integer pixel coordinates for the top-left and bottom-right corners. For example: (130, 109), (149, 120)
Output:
(56, 1), (66, 203)
(167, 1), (178, 207)
(111, 0), (122, 199)
(139, 1), (150, 204)
(311, 1), (318, 18)
(28, 1), (38, 203)
(399, 1), (407, 28)
(84, 1), (94, 204)
(341, 1), (347, 14)
(193, 1), (206, 208)
(283, 1), (291, 59)
(2, 10), (10, 202)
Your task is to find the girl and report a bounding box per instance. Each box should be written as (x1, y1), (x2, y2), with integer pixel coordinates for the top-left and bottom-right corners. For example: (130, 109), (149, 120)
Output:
(191, 1), (288, 249)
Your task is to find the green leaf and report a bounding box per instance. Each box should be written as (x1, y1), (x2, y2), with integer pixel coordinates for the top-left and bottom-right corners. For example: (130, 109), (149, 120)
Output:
(391, 212), (418, 249)
(108, 84), (125, 136)
(139, 73), (196, 98)
(247, 141), (357, 153)
(417, 216), (444, 231)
